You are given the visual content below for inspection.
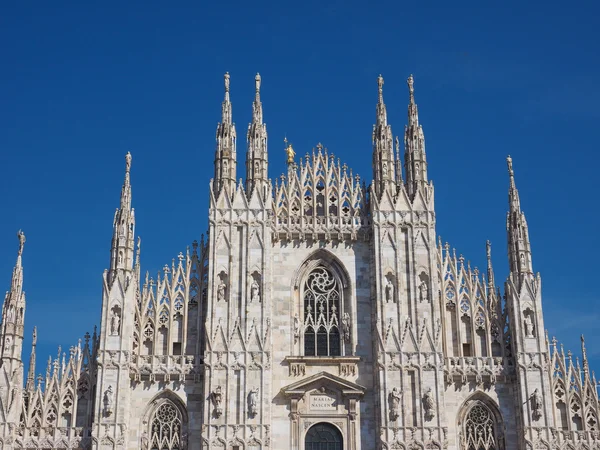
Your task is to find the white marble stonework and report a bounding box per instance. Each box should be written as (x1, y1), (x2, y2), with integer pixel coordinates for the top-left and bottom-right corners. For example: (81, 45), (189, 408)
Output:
(0, 74), (598, 450)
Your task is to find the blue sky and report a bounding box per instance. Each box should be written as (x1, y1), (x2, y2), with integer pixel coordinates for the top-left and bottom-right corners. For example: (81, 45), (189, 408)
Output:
(1, 1), (598, 377)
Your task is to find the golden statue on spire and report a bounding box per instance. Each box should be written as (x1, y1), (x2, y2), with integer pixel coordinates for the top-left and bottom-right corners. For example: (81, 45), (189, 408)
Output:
(284, 137), (295, 165)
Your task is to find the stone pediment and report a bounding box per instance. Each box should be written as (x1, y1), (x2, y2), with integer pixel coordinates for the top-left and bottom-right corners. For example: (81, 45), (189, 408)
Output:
(280, 371), (366, 400)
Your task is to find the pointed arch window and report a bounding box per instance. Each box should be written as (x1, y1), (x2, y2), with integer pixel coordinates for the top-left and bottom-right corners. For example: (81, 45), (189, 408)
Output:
(303, 266), (342, 356)
(462, 402), (503, 450)
(150, 402), (182, 450)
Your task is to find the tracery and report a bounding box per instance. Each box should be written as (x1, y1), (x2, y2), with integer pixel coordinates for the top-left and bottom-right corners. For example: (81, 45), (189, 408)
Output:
(150, 402), (182, 450)
(462, 403), (500, 450)
(303, 266), (342, 356)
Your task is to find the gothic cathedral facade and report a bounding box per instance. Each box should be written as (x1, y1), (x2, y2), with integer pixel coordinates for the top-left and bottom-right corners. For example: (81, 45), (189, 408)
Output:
(1, 74), (599, 450)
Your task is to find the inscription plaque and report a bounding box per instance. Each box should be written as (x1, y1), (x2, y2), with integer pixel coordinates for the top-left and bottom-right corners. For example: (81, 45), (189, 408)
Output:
(310, 394), (337, 411)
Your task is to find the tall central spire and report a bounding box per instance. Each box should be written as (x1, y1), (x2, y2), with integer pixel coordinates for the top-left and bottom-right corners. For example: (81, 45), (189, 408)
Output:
(246, 73), (268, 199)
(214, 72), (237, 197)
(1, 231), (27, 362)
(506, 156), (533, 280)
(108, 153), (136, 286)
(372, 74), (396, 199)
(404, 74), (428, 199)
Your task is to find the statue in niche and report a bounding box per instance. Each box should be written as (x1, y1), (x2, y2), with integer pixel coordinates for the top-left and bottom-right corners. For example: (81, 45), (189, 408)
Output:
(110, 310), (121, 336)
(342, 312), (351, 342)
(103, 385), (114, 417)
(385, 278), (394, 303)
(250, 279), (260, 303)
(382, 163), (388, 178)
(6, 305), (15, 322)
(248, 387), (259, 417)
(419, 280), (429, 303)
(423, 387), (435, 420)
(141, 431), (149, 450)
(217, 278), (227, 302)
(388, 387), (402, 421)
(293, 314), (300, 342)
(4, 336), (12, 353)
(212, 386), (223, 418)
(531, 388), (542, 420)
(524, 314), (534, 338)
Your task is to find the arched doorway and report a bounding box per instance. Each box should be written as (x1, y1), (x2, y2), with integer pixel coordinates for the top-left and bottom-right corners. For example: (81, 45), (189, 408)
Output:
(305, 422), (343, 450)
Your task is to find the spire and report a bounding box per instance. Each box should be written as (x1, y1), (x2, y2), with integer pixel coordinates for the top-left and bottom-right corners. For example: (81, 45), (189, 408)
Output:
(108, 153), (136, 286)
(246, 73), (268, 198)
(506, 156), (533, 278)
(121, 151), (132, 210)
(372, 74), (396, 199)
(404, 74), (428, 199)
(581, 335), (589, 376)
(214, 72), (237, 197)
(486, 240), (495, 292)
(26, 326), (37, 392)
(1, 231), (27, 361)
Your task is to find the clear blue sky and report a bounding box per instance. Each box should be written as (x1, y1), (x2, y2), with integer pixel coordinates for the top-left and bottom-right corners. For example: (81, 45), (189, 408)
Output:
(1, 1), (598, 376)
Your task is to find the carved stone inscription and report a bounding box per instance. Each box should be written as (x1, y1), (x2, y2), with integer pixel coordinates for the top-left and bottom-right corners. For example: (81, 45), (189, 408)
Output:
(309, 393), (337, 411)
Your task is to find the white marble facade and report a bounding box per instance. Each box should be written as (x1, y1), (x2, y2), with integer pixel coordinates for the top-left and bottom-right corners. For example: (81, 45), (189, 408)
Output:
(0, 73), (599, 450)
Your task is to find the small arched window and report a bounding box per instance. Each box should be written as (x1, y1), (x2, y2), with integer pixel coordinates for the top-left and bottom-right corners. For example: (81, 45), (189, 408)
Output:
(150, 402), (182, 450)
(303, 266), (342, 356)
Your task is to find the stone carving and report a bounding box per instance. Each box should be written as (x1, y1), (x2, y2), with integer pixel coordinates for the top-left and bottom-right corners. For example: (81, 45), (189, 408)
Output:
(110, 310), (121, 336)
(388, 387), (402, 421)
(248, 387), (259, 417)
(342, 312), (351, 342)
(250, 279), (260, 303)
(419, 280), (429, 303)
(103, 386), (114, 417)
(6, 305), (15, 322)
(285, 138), (296, 165)
(423, 387), (435, 420)
(531, 388), (542, 420)
(217, 278), (227, 302)
(293, 314), (300, 343)
(212, 386), (223, 418)
(17, 229), (26, 256)
(141, 430), (149, 450)
(524, 314), (534, 338)
(385, 278), (394, 303)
